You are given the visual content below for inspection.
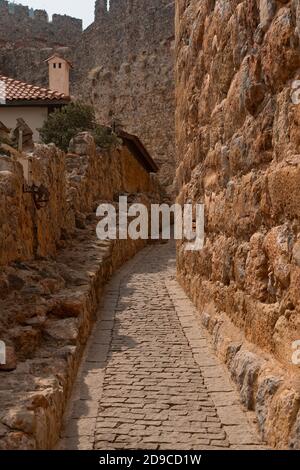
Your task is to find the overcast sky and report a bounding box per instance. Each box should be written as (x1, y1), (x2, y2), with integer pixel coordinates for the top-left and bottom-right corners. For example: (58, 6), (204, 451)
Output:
(13, 0), (98, 28)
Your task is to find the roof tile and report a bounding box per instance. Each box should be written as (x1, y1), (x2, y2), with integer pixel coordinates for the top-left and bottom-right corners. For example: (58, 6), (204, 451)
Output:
(0, 75), (70, 102)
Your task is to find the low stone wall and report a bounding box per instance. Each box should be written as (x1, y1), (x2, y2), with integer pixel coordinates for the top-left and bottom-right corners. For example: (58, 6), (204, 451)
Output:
(175, 0), (300, 449)
(0, 132), (159, 266)
(0, 133), (160, 449)
(0, 220), (146, 449)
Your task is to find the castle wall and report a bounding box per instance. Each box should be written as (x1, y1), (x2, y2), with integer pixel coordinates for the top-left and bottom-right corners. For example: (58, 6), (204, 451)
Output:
(74, 0), (176, 195)
(0, 1), (82, 47)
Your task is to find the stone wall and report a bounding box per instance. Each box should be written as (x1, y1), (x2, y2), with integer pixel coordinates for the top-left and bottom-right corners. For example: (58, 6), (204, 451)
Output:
(175, 0), (300, 449)
(0, 134), (160, 449)
(74, 0), (176, 195)
(0, 133), (158, 266)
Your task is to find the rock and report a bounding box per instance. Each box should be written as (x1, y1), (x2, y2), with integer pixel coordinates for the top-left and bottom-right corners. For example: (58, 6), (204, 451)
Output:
(0, 345), (17, 371)
(263, 225), (292, 289)
(0, 431), (36, 450)
(234, 242), (249, 288)
(255, 375), (283, 438)
(52, 345), (77, 360)
(290, 409), (300, 449)
(49, 298), (83, 318)
(245, 233), (268, 301)
(259, 0), (277, 31)
(2, 408), (35, 434)
(296, 0), (300, 40)
(68, 132), (95, 156)
(10, 327), (40, 359)
(7, 273), (25, 291)
(230, 350), (265, 410)
(261, 7), (300, 90)
(265, 388), (300, 448)
(0, 423), (9, 438)
(0, 121), (11, 150)
(244, 81), (266, 115)
(43, 318), (79, 344)
(75, 212), (86, 229)
(292, 239), (300, 267)
(0, 274), (9, 299)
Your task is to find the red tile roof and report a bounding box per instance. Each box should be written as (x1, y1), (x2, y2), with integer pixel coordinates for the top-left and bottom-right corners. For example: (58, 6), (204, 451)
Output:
(0, 75), (70, 103)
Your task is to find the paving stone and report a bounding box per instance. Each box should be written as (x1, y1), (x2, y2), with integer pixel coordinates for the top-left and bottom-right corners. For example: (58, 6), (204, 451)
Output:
(201, 365), (227, 378)
(63, 418), (96, 438)
(217, 406), (249, 426)
(205, 377), (234, 393)
(224, 425), (262, 445)
(210, 391), (240, 407)
(59, 436), (94, 450)
(72, 400), (99, 419)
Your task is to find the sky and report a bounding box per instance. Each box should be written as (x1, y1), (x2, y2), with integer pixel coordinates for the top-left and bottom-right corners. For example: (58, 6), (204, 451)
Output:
(12, 0), (97, 29)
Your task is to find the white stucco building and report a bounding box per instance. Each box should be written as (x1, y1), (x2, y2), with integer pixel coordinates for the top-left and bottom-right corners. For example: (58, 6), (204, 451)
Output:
(0, 55), (71, 141)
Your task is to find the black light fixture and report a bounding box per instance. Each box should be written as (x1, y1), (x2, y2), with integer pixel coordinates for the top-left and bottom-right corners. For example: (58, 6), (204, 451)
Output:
(23, 183), (50, 210)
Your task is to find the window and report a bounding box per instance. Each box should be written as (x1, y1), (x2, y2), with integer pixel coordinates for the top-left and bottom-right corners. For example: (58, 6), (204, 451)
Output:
(59, 63), (62, 69)
(53, 63), (56, 69)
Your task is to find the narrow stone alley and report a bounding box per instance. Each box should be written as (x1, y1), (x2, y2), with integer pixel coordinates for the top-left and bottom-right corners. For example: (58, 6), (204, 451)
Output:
(59, 241), (265, 450)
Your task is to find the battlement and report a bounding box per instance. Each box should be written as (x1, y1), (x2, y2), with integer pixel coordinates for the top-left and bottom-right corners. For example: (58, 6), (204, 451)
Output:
(95, 0), (108, 19)
(0, 1), (82, 47)
(95, 0), (174, 22)
(92, 0), (175, 55)
(0, 1), (82, 28)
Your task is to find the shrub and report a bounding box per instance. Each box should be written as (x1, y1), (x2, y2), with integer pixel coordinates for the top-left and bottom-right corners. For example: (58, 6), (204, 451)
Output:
(40, 102), (94, 151)
(93, 125), (122, 149)
(40, 102), (121, 152)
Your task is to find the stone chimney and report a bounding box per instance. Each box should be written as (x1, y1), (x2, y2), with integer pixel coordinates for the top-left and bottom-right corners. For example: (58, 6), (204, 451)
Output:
(45, 54), (72, 96)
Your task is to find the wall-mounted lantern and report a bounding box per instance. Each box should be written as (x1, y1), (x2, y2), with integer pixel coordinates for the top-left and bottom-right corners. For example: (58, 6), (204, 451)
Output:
(23, 183), (50, 209)
(16, 154), (50, 209)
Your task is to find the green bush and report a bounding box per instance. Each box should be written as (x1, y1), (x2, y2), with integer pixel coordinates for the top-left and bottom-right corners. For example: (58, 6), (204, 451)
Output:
(40, 102), (120, 152)
(93, 125), (122, 149)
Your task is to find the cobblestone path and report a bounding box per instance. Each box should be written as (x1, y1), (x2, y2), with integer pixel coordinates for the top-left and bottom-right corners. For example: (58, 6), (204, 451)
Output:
(59, 241), (265, 450)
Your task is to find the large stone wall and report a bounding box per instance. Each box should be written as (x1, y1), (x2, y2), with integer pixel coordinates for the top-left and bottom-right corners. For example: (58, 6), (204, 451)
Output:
(175, 0), (300, 449)
(74, 0), (176, 195)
